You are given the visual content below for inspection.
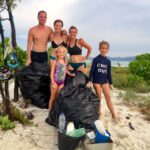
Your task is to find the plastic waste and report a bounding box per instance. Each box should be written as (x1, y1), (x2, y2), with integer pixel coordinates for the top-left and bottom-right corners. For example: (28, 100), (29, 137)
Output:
(94, 120), (106, 135)
(7, 53), (19, 69)
(87, 131), (96, 143)
(19, 62), (50, 108)
(0, 66), (11, 81)
(95, 130), (111, 143)
(66, 128), (86, 138)
(47, 72), (99, 129)
(66, 122), (75, 134)
(58, 112), (66, 132)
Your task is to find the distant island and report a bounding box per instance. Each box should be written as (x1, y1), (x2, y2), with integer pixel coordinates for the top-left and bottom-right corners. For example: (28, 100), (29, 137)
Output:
(87, 56), (135, 67)
(88, 56), (135, 62)
(108, 56), (135, 61)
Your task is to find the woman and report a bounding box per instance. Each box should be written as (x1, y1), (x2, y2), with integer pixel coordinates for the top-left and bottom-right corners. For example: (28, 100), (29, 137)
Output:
(49, 19), (68, 61)
(68, 26), (92, 74)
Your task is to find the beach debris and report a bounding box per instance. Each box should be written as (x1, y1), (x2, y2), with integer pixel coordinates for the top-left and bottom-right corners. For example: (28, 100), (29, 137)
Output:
(24, 111), (34, 120)
(126, 116), (130, 120)
(0, 111), (5, 116)
(128, 122), (135, 130)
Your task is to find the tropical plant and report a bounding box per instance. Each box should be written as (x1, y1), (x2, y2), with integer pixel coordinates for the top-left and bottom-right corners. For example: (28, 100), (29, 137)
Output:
(0, 115), (15, 130)
(129, 53), (150, 81)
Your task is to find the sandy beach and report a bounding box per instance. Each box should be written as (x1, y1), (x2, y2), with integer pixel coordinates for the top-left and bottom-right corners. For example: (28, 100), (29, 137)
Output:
(0, 83), (150, 150)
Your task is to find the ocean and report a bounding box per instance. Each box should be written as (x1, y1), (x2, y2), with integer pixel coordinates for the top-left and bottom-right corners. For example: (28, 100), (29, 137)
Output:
(111, 60), (130, 67)
(86, 59), (132, 67)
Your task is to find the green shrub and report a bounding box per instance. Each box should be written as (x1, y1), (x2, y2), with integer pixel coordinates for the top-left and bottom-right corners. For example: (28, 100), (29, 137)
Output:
(126, 74), (150, 93)
(129, 53), (150, 81)
(112, 67), (150, 93)
(0, 115), (15, 130)
(16, 46), (26, 67)
(112, 67), (129, 89)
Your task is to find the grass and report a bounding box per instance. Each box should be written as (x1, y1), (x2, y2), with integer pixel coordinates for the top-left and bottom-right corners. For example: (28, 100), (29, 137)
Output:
(112, 67), (150, 93)
(118, 90), (150, 120)
(112, 67), (150, 120)
(0, 102), (32, 130)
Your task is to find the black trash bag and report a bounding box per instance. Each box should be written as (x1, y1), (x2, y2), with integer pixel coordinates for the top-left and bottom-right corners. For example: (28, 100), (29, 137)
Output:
(46, 99), (61, 127)
(19, 62), (50, 108)
(58, 131), (85, 150)
(48, 72), (99, 129)
(65, 71), (88, 86)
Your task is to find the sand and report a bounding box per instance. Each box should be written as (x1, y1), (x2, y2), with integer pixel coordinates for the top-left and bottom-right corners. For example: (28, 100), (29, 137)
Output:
(0, 83), (150, 150)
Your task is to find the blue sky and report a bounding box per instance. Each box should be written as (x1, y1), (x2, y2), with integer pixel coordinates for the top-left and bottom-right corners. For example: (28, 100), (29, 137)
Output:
(1, 0), (150, 57)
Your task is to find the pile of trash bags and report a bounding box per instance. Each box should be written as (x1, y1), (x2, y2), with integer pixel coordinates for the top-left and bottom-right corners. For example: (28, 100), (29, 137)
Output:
(47, 71), (99, 130)
(19, 63), (50, 108)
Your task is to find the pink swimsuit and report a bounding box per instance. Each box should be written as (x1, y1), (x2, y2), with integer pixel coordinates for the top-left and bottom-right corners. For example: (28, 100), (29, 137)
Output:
(54, 60), (67, 86)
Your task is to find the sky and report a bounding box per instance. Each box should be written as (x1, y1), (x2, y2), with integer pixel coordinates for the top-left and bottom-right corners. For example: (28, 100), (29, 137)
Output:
(1, 0), (150, 57)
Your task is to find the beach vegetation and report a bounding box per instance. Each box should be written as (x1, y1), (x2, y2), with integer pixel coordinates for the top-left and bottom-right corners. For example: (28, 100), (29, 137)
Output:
(121, 90), (150, 120)
(129, 53), (150, 82)
(0, 115), (15, 130)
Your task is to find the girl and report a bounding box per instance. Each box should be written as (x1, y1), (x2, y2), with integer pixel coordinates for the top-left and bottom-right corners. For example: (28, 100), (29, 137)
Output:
(89, 41), (118, 120)
(48, 46), (74, 112)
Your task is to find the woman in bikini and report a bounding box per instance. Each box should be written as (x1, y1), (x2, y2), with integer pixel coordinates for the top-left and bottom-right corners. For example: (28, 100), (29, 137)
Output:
(68, 26), (92, 74)
(49, 19), (67, 61)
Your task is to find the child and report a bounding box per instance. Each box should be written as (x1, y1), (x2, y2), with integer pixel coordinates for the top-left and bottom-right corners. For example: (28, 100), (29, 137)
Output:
(89, 41), (118, 120)
(48, 46), (74, 112)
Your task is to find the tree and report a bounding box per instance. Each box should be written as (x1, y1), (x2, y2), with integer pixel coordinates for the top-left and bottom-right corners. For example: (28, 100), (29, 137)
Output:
(0, 0), (21, 101)
(0, 16), (13, 120)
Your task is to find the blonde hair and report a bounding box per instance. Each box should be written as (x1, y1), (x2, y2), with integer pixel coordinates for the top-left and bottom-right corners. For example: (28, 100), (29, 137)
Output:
(55, 46), (67, 53)
(55, 46), (68, 60)
(99, 40), (109, 49)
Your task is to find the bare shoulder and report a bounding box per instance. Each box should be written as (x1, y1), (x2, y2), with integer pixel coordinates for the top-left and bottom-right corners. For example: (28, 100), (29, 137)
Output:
(28, 25), (38, 33)
(79, 38), (84, 44)
(45, 25), (53, 33)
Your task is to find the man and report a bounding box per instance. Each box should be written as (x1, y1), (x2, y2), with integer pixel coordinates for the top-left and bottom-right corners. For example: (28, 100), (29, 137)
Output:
(26, 10), (53, 65)
(20, 11), (53, 108)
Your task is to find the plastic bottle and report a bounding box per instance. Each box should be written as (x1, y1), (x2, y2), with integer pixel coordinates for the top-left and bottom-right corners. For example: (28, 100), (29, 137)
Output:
(58, 112), (66, 132)
(87, 131), (96, 143)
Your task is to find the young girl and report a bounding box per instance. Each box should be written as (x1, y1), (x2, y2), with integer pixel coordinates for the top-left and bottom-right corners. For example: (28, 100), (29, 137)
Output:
(48, 46), (74, 112)
(89, 41), (118, 120)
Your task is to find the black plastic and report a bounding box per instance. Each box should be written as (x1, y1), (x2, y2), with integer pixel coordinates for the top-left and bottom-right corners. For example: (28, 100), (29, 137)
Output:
(19, 62), (50, 108)
(58, 131), (84, 150)
(47, 72), (99, 129)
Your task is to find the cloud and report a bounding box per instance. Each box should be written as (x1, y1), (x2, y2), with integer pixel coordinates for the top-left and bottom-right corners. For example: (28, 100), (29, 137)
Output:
(1, 0), (150, 57)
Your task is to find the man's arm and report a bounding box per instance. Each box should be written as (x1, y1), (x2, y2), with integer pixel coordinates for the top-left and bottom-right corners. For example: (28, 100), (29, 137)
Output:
(26, 29), (33, 66)
(48, 27), (53, 42)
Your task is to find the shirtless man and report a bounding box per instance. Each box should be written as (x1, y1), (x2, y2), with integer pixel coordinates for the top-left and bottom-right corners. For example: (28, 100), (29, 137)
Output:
(26, 10), (53, 65)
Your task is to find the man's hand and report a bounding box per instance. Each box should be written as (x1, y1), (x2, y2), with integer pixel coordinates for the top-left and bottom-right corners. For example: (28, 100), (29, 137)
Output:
(25, 59), (31, 66)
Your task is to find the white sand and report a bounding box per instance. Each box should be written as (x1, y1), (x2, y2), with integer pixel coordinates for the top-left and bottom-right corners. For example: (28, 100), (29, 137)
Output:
(0, 83), (150, 150)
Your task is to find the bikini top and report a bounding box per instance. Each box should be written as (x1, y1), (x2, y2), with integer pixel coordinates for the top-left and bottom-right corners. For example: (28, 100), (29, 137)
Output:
(51, 34), (67, 48)
(68, 39), (82, 56)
